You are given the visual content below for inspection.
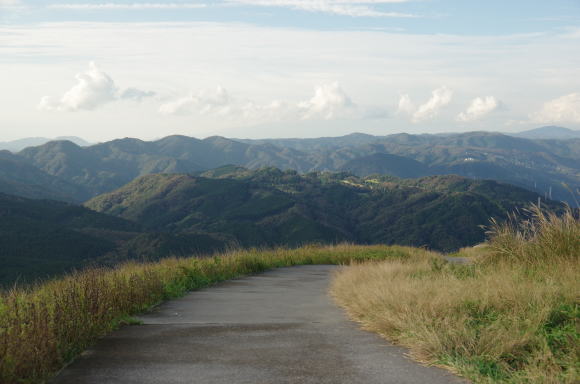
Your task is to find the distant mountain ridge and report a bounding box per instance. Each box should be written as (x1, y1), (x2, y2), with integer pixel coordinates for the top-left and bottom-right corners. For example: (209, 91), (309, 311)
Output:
(2, 129), (579, 204)
(511, 126), (580, 140)
(0, 136), (91, 152)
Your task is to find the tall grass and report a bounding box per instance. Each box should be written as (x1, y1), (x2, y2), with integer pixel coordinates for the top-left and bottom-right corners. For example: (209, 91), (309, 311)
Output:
(332, 206), (579, 383)
(485, 204), (579, 265)
(0, 243), (416, 384)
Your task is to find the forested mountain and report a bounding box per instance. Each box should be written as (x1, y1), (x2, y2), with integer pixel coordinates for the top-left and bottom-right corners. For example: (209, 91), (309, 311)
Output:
(338, 153), (431, 178)
(0, 192), (226, 286)
(0, 150), (86, 201)
(6, 131), (579, 204)
(86, 167), (553, 253)
(15, 136), (310, 200)
(0, 193), (137, 285)
(1, 165), (561, 286)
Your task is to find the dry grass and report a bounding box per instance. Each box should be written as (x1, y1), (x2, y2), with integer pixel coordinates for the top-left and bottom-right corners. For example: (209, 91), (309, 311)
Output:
(331, 206), (579, 383)
(484, 204), (579, 266)
(449, 243), (492, 260)
(0, 243), (416, 384)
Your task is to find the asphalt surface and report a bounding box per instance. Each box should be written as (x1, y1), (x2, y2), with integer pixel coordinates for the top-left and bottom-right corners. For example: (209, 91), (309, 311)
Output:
(443, 256), (471, 265)
(52, 265), (466, 384)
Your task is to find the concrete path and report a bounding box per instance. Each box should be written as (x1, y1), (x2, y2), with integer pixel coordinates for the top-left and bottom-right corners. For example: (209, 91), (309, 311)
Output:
(52, 265), (466, 384)
(443, 256), (471, 265)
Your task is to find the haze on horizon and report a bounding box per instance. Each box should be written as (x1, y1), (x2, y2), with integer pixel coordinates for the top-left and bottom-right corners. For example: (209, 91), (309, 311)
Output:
(1, 0), (579, 142)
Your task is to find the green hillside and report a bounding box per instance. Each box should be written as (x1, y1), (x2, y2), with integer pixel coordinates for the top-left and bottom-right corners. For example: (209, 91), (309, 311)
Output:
(0, 193), (226, 286)
(86, 168), (553, 253)
(0, 193), (136, 285)
(0, 151), (85, 202)
(339, 153), (431, 178)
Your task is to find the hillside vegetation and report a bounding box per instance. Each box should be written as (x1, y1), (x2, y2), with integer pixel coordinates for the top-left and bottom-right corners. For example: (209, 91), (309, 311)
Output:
(332, 206), (579, 383)
(0, 193), (138, 286)
(0, 244), (432, 384)
(0, 193), (227, 287)
(0, 151), (85, 201)
(0, 167), (559, 287)
(85, 168), (553, 253)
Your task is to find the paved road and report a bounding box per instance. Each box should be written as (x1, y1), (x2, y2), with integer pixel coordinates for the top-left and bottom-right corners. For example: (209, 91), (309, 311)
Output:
(52, 265), (466, 384)
(443, 256), (471, 265)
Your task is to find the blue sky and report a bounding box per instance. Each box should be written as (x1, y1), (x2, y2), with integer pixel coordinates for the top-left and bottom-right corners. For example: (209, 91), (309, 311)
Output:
(1, 0), (579, 141)
(4, 0), (580, 35)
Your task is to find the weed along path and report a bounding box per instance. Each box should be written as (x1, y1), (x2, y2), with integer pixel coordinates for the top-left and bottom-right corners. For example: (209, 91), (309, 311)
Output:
(52, 265), (465, 384)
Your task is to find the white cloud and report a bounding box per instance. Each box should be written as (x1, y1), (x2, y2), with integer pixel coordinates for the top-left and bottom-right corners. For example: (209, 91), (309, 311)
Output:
(0, 0), (21, 7)
(398, 86), (453, 123)
(120, 87), (156, 101)
(531, 93), (580, 123)
(39, 62), (155, 111)
(413, 86), (453, 122)
(240, 100), (296, 122)
(3, 22), (580, 140)
(298, 82), (354, 119)
(397, 93), (415, 115)
(457, 96), (500, 122)
(160, 82), (363, 122)
(48, 3), (207, 10)
(48, 0), (414, 16)
(159, 86), (231, 116)
(227, 0), (417, 17)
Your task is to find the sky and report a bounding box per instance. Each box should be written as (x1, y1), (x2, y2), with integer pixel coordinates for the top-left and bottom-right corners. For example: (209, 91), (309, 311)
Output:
(1, 0), (579, 142)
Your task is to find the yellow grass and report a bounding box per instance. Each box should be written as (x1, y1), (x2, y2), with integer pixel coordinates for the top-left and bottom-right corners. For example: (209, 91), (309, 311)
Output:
(331, 206), (579, 383)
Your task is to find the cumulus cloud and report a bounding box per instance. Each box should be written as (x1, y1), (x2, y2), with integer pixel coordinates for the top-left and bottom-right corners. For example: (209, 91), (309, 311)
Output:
(457, 96), (500, 122)
(39, 62), (155, 112)
(531, 93), (580, 123)
(48, 3), (207, 10)
(298, 82), (355, 119)
(227, 0), (417, 17)
(398, 86), (453, 123)
(413, 86), (453, 122)
(160, 82), (370, 122)
(159, 86), (231, 116)
(397, 93), (415, 115)
(240, 100), (296, 122)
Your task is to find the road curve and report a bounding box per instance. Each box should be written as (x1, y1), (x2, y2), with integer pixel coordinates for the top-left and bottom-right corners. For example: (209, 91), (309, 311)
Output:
(52, 265), (466, 384)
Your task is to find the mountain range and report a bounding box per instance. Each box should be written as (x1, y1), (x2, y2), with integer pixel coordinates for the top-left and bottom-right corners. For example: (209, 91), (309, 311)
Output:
(1, 166), (558, 286)
(510, 126), (580, 140)
(1, 127), (577, 285)
(0, 136), (91, 153)
(1, 129), (577, 204)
